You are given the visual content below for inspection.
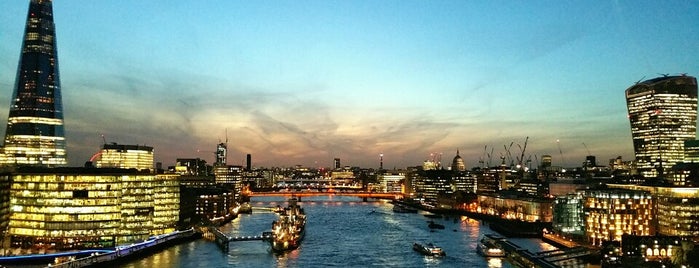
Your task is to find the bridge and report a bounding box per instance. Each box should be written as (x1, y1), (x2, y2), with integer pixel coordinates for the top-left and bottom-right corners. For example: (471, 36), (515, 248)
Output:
(245, 191), (403, 201)
(208, 226), (274, 250)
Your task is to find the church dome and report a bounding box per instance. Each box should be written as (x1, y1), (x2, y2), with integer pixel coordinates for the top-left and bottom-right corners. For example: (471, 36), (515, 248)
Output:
(451, 149), (466, 171)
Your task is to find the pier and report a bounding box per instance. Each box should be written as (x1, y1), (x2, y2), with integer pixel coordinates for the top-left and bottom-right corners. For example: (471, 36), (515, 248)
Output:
(494, 238), (594, 268)
(208, 226), (274, 250)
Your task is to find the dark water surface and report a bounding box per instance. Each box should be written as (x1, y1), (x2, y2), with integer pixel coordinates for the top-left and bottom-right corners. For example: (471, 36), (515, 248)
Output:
(121, 196), (554, 267)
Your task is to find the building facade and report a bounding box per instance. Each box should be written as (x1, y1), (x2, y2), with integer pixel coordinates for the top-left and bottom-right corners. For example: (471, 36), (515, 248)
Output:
(1, 0), (67, 166)
(214, 165), (243, 200)
(625, 75), (698, 178)
(583, 188), (654, 246)
(476, 192), (554, 222)
(378, 170), (406, 193)
(92, 143), (154, 171)
(608, 184), (699, 237)
(553, 193), (584, 236)
(6, 168), (179, 251)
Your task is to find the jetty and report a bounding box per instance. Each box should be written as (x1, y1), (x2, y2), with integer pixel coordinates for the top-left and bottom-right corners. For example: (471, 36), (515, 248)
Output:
(208, 226), (274, 251)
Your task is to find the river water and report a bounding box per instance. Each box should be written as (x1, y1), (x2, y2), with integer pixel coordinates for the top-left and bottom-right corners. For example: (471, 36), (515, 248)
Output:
(120, 196), (556, 267)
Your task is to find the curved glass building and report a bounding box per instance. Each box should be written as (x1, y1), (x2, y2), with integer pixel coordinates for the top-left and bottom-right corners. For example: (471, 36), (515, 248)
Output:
(1, 0), (66, 166)
(625, 75), (698, 178)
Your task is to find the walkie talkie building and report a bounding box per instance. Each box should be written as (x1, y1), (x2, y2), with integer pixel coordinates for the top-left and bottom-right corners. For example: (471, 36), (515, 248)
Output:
(625, 75), (698, 178)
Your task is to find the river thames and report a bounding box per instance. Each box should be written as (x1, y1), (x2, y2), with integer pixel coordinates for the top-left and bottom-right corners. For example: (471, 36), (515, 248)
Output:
(120, 195), (555, 267)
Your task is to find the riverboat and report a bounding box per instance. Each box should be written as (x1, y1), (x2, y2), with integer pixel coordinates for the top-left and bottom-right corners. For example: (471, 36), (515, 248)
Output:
(413, 242), (446, 257)
(272, 205), (285, 213)
(271, 197), (306, 252)
(392, 204), (418, 213)
(238, 202), (252, 214)
(476, 233), (506, 257)
(427, 220), (445, 229)
(423, 213), (441, 219)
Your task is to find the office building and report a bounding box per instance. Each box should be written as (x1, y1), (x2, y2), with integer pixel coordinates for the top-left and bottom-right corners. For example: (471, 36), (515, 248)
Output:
(214, 165), (243, 200)
(476, 192), (554, 222)
(583, 188), (654, 246)
(152, 174), (179, 234)
(378, 170), (406, 193)
(7, 167), (179, 251)
(334, 158), (341, 170)
(552, 193), (584, 236)
(609, 184), (699, 237)
(0, 0), (66, 166)
(246, 154), (251, 171)
(92, 143), (154, 171)
(626, 75), (698, 178)
(215, 143), (227, 166)
(684, 140), (699, 163)
(452, 171), (476, 193)
(175, 158), (209, 176)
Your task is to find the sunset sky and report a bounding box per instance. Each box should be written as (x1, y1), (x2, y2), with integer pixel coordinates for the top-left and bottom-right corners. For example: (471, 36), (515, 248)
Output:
(0, 1), (697, 169)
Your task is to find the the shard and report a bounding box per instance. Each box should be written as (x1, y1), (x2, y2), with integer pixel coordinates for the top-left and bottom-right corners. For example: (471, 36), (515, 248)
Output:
(1, 0), (66, 166)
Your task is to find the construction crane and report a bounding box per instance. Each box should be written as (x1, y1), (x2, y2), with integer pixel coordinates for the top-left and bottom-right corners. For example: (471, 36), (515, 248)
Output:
(517, 136), (529, 168)
(504, 142), (514, 167)
(479, 145), (487, 168)
(582, 142), (591, 156)
(557, 139), (566, 167)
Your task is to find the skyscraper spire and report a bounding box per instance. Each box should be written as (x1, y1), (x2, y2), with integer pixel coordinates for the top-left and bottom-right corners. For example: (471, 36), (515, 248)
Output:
(1, 0), (67, 166)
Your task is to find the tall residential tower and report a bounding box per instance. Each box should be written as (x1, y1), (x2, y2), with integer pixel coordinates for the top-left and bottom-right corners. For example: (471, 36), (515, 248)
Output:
(1, 0), (66, 166)
(625, 75), (697, 178)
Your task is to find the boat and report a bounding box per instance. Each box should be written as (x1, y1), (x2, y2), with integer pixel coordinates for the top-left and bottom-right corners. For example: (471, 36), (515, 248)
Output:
(423, 213), (441, 219)
(476, 233), (506, 257)
(238, 202), (252, 214)
(272, 205), (285, 214)
(392, 204), (418, 213)
(270, 197), (306, 252)
(413, 242), (446, 257)
(427, 220), (445, 229)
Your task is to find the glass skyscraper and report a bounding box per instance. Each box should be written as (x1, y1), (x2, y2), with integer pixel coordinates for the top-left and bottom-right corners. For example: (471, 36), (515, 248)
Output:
(625, 75), (698, 178)
(1, 0), (66, 166)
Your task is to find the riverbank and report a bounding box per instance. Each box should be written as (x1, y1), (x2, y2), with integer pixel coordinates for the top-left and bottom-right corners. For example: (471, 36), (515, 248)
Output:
(0, 229), (201, 268)
(394, 200), (551, 237)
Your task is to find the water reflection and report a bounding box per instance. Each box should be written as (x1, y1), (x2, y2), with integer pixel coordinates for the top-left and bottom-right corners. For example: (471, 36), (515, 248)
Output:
(117, 196), (576, 267)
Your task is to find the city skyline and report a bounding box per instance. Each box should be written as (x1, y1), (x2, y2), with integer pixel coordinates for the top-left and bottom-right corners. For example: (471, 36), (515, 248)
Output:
(1, 1), (698, 168)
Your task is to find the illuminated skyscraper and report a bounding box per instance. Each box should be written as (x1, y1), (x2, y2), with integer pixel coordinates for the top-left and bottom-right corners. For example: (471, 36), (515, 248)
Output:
(626, 75), (698, 178)
(1, 0), (66, 166)
(215, 142), (227, 166)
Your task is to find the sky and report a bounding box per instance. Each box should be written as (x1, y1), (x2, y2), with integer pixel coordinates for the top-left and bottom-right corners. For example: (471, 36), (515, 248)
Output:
(0, 1), (698, 169)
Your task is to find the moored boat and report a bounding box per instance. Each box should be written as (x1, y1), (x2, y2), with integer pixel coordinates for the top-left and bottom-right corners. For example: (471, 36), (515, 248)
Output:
(271, 197), (306, 252)
(427, 220), (445, 229)
(423, 213), (441, 219)
(413, 242), (446, 257)
(392, 204), (418, 213)
(476, 233), (506, 257)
